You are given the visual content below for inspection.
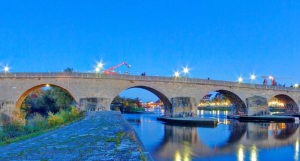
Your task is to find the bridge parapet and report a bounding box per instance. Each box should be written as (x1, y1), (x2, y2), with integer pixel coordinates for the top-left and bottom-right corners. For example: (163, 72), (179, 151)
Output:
(0, 73), (299, 92)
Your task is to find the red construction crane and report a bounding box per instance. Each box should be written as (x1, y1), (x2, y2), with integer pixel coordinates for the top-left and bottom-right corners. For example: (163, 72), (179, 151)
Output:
(103, 62), (131, 74)
(262, 73), (291, 86)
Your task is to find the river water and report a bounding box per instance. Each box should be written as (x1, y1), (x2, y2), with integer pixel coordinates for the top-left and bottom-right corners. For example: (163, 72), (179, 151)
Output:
(123, 109), (300, 161)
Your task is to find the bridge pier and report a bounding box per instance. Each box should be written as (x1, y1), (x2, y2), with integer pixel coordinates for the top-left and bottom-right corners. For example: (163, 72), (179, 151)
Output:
(246, 96), (269, 116)
(0, 100), (15, 117)
(79, 98), (111, 111)
(169, 97), (197, 117)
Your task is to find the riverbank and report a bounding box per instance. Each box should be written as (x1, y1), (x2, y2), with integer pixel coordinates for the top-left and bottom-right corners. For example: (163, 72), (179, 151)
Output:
(0, 111), (152, 160)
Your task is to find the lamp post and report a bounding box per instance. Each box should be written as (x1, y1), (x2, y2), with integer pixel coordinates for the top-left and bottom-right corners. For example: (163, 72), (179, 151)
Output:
(95, 62), (104, 78)
(251, 74), (256, 84)
(183, 67), (189, 81)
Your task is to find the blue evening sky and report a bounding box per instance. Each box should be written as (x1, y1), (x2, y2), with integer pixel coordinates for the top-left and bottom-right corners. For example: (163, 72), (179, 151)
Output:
(0, 1), (300, 102)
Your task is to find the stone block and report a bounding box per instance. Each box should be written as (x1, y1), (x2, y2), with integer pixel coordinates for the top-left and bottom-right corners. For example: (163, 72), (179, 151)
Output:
(80, 98), (111, 111)
(246, 96), (268, 115)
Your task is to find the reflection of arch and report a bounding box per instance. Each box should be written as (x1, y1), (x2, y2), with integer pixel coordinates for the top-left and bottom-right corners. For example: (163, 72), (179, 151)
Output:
(111, 86), (172, 110)
(269, 94), (298, 114)
(273, 123), (299, 140)
(15, 84), (78, 110)
(217, 122), (247, 149)
(200, 89), (247, 114)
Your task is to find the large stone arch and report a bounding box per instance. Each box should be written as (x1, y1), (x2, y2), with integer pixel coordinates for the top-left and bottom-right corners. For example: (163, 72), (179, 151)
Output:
(109, 84), (172, 110)
(268, 94), (299, 114)
(15, 83), (79, 111)
(198, 87), (247, 115)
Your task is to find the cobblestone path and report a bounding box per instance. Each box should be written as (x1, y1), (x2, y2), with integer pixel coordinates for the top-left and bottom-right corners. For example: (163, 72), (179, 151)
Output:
(0, 111), (152, 161)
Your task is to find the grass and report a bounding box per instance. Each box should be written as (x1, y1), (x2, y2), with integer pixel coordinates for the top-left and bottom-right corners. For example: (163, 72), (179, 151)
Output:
(106, 138), (116, 142)
(0, 111), (86, 147)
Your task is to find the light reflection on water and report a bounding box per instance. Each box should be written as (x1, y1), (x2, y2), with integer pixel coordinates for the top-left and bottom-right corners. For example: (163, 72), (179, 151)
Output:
(123, 109), (300, 161)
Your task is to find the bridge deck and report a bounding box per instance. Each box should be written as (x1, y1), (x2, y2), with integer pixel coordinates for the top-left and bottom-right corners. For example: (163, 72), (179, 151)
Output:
(0, 72), (298, 92)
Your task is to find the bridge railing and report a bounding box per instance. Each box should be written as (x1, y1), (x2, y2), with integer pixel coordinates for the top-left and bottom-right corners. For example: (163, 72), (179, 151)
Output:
(0, 72), (299, 92)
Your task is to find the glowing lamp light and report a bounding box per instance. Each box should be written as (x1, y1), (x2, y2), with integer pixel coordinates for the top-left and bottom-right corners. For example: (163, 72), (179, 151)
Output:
(295, 84), (299, 88)
(95, 67), (100, 72)
(238, 77), (243, 83)
(4, 66), (9, 72)
(46, 84), (50, 87)
(97, 62), (103, 68)
(174, 72), (180, 77)
(269, 76), (274, 80)
(251, 75), (256, 80)
(183, 68), (189, 73)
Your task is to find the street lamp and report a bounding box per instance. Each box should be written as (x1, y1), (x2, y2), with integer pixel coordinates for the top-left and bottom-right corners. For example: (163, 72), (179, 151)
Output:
(251, 75), (256, 80)
(97, 62), (103, 68)
(238, 77), (243, 83)
(95, 67), (100, 73)
(4, 66), (9, 73)
(183, 67), (189, 74)
(174, 72), (180, 77)
(295, 84), (299, 88)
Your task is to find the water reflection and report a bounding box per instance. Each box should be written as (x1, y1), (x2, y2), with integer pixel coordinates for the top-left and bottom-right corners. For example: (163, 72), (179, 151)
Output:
(124, 110), (300, 160)
(153, 121), (299, 160)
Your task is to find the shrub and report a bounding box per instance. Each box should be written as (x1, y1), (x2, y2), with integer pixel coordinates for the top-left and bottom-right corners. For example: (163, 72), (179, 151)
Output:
(0, 113), (11, 126)
(58, 109), (71, 122)
(70, 106), (80, 118)
(47, 112), (63, 126)
(31, 113), (47, 131)
(3, 120), (24, 138)
(0, 130), (8, 142)
(22, 124), (34, 135)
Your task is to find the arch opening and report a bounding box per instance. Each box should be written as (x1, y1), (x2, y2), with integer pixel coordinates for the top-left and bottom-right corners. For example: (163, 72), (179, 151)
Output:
(198, 90), (247, 115)
(16, 84), (79, 117)
(268, 94), (298, 114)
(110, 86), (172, 113)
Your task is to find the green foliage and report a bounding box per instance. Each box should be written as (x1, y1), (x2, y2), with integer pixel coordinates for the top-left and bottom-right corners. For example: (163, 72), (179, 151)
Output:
(0, 130), (8, 142)
(21, 86), (76, 117)
(0, 110), (85, 144)
(107, 138), (116, 142)
(116, 132), (125, 138)
(59, 109), (71, 122)
(47, 112), (63, 126)
(31, 113), (47, 131)
(70, 106), (80, 118)
(111, 95), (146, 112)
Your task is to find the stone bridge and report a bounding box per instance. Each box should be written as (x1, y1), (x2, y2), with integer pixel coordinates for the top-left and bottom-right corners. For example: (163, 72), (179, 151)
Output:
(0, 73), (300, 117)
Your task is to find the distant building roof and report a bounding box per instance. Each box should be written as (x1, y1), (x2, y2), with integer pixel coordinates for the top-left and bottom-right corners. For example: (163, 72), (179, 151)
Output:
(203, 94), (212, 99)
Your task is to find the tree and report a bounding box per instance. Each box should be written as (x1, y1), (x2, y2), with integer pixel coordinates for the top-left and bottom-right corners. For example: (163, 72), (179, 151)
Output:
(64, 68), (73, 73)
(21, 86), (76, 118)
(134, 97), (142, 108)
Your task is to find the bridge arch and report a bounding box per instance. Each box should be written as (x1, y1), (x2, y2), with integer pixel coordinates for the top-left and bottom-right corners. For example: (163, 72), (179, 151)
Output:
(110, 85), (172, 110)
(198, 88), (247, 115)
(15, 84), (79, 111)
(268, 94), (299, 114)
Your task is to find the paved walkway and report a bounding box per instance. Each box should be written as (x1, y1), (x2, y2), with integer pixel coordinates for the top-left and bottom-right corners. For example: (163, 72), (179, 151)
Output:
(0, 111), (152, 161)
